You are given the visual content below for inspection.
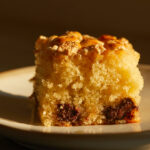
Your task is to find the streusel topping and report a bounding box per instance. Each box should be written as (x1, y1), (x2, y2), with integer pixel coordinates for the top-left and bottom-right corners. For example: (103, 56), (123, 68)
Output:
(35, 31), (132, 56)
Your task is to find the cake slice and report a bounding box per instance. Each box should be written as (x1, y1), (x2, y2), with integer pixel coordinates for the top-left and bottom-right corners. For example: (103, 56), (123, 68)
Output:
(33, 31), (143, 126)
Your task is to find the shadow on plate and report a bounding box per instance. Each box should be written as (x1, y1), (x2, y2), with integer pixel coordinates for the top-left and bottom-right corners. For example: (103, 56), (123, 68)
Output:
(0, 90), (35, 124)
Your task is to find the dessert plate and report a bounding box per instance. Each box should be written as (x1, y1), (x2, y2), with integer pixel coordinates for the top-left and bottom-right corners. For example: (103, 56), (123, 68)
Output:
(0, 65), (150, 149)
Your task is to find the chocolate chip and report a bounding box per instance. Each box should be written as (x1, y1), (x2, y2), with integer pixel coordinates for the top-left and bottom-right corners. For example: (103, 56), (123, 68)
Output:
(118, 98), (137, 120)
(103, 98), (137, 124)
(57, 103), (80, 122)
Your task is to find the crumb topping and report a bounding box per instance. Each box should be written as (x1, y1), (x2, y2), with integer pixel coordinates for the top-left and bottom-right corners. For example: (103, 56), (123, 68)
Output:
(35, 31), (131, 56)
(99, 34), (130, 51)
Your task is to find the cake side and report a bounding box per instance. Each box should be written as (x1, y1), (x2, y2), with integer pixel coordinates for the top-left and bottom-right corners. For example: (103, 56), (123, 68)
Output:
(33, 31), (143, 126)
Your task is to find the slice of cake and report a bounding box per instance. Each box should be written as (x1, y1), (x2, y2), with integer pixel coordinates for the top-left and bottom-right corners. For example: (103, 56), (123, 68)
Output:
(33, 31), (143, 126)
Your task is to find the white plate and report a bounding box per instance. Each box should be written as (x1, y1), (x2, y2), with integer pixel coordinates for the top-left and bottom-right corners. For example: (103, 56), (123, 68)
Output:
(0, 65), (150, 149)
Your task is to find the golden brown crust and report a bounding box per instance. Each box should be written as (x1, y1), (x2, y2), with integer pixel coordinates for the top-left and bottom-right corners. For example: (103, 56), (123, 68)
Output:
(35, 31), (132, 56)
(99, 34), (132, 51)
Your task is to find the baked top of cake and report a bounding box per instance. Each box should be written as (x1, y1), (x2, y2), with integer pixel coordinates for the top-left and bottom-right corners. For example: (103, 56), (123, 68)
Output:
(33, 31), (143, 126)
(35, 31), (137, 57)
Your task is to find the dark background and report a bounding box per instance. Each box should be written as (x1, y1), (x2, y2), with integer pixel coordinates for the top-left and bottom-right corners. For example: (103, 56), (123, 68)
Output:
(0, 0), (150, 72)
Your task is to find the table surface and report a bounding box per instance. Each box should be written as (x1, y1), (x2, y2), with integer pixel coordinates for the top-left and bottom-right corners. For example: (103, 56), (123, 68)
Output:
(0, 134), (66, 150)
(1, 134), (150, 150)
(0, 134), (28, 150)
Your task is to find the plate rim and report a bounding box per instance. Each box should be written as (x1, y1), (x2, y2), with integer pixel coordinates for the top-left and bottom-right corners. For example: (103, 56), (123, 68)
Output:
(1, 118), (150, 137)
